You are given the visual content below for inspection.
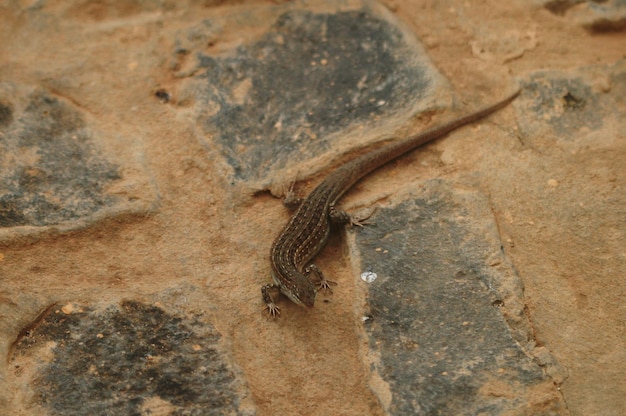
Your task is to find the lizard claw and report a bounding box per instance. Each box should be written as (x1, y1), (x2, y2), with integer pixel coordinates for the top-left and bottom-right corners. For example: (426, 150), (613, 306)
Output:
(316, 279), (337, 294)
(350, 207), (377, 227)
(305, 264), (337, 294)
(264, 303), (281, 319)
(350, 216), (372, 227)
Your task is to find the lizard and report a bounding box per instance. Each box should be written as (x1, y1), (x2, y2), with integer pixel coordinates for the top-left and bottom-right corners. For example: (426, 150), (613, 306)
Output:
(262, 88), (520, 318)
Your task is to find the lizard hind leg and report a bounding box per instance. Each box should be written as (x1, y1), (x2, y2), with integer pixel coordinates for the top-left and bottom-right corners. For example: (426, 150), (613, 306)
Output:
(329, 205), (376, 227)
(282, 175), (304, 209)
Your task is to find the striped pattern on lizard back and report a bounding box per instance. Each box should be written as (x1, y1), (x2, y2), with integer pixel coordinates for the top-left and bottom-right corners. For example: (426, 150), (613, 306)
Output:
(263, 89), (521, 317)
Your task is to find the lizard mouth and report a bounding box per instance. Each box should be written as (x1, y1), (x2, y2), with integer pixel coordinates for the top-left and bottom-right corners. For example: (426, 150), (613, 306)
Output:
(286, 293), (315, 308)
(283, 289), (316, 308)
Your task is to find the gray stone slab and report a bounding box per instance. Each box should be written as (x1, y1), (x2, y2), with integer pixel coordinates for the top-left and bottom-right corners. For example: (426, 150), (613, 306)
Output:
(174, 1), (450, 186)
(0, 83), (158, 243)
(9, 300), (253, 416)
(540, 0), (626, 31)
(517, 59), (626, 141)
(355, 180), (564, 415)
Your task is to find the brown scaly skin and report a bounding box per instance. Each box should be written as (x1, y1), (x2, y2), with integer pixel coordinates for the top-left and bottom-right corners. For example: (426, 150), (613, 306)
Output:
(262, 89), (521, 318)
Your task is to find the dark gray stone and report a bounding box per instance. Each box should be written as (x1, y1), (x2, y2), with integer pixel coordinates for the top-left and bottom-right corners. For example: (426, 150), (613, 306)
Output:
(0, 88), (120, 228)
(0, 83), (158, 243)
(540, 0), (626, 31)
(542, 0), (592, 15)
(517, 60), (626, 140)
(185, 6), (444, 182)
(357, 181), (563, 415)
(13, 301), (250, 416)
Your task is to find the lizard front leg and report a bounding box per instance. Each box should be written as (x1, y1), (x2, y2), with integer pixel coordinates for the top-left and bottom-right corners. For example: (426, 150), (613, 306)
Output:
(304, 264), (337, 293)
(261, 284), (281, 318)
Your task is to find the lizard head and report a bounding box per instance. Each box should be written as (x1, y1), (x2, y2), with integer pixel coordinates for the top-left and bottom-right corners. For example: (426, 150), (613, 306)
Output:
(282, 274), (317, 308)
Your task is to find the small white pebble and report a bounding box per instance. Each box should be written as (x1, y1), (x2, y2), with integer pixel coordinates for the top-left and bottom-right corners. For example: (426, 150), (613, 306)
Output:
(361, 271), (378, 283)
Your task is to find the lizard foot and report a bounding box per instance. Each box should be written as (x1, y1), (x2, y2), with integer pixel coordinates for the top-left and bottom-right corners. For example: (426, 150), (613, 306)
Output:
(264, 303), (281, 319)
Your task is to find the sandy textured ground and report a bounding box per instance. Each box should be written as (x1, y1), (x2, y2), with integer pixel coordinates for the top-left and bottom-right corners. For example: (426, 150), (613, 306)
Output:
(1, 1), (624, 415)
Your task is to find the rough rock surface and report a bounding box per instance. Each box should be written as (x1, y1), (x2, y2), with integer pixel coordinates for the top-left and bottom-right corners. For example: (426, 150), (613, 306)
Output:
(1, 1), (624, 415)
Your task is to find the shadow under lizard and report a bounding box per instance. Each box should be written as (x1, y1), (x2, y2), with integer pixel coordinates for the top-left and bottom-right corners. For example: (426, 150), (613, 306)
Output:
(262, 89), (520, 318)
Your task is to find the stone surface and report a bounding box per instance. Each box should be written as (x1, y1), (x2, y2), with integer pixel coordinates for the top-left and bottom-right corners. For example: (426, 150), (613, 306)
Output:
(9, 301), (251, 416)
(357, 181), (564, 414)
(175, 3), (449, 186)
(541, 0), (626, 31)
(0, 1), (624, 415)
(0, 85), (119, 227)
(0, 83), (157, 243)
(517, 60), (625, 138)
